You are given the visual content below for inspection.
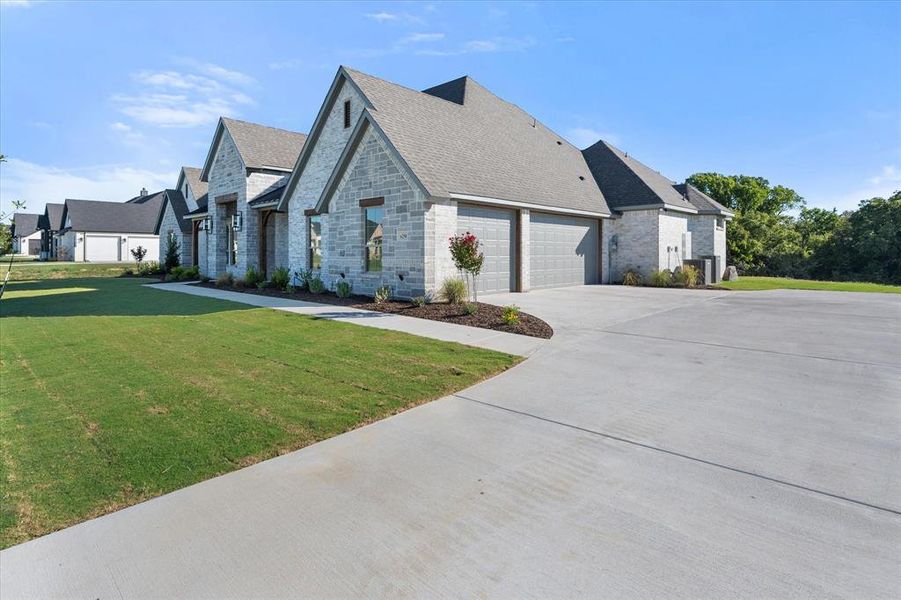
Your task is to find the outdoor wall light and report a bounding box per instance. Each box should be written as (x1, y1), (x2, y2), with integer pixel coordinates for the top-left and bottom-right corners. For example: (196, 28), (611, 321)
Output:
(232, 212), (243, 232)
(397, 273), (405, 281)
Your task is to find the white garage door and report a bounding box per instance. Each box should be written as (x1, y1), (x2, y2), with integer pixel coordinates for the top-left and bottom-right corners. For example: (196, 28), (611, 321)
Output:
(457, 204), (515, 295)
(530, 213), (599, 289)
(84, 235), (120, 262)
(128, 236), (160, 262)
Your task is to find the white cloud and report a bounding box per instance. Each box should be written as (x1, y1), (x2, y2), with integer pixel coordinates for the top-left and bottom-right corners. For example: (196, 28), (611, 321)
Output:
(364, 11), (425, 25)
(416, 36), (536, 56)
(0, 158), (173, 218)
(564, 127), (620, 148)
(365, 11), (398, 22)
(867, 165), (901, 186)
(112, 61), (255, 128)
(401, 32), (444, 43)
(109, 121), (145, 146)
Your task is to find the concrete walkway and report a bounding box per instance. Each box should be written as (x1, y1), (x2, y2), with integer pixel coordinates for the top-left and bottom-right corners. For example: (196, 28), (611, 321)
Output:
(2, 286), (899, 598)
(147, 282), (546, 357)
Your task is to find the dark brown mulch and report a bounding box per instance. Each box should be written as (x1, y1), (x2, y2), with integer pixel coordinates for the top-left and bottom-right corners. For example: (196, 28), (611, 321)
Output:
(191, 281), (553, 339)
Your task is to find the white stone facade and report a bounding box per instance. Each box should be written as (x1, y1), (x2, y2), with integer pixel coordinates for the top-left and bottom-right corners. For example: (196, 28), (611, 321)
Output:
(157, 202), (192, 266)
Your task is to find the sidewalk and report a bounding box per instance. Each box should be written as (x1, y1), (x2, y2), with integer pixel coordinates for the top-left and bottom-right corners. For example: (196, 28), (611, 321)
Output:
(148, 282), (547, 357)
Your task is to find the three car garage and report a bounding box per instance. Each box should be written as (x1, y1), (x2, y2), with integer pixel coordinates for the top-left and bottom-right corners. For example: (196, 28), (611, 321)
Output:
(456, 203), (602, 295)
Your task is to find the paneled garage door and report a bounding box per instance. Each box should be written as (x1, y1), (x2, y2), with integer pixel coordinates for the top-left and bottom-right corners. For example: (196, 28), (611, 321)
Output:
(457, 204), (515, 295)
(128, 236), (160, 262)
(530, 213), (599, 289)
(85, 235), (121, 262)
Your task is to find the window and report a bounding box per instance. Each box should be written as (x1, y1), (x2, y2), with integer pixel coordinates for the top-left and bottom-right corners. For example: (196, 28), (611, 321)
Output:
(364, 207), (383, 272)
(343, 100), (351, 128)
(309, 215), (322, 269)
(716, 217), (725, 230)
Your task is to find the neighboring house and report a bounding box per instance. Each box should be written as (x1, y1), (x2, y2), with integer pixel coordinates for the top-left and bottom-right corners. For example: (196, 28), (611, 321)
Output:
(189, 118), (306, 278)
(58, 191), (164, 261)
(582, 141), (733, 280)
(155, 166), (208, 267)
(37, 203), (65, 260)
(11, 213), (42, 256)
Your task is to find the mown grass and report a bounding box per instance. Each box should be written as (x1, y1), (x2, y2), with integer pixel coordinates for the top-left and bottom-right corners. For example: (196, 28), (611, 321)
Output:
(0, 277), (517, 548)
(719, 276), (901, 294)
(2, 260), (133, 281)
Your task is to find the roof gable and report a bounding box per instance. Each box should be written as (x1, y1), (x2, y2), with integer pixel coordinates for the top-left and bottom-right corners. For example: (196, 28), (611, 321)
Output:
(673, 183), (734, 217)
(583, 141), (696, 213)
(176, 166), (208, 202)
(155, 190), (192, 234)
(12, 213), (40, 237)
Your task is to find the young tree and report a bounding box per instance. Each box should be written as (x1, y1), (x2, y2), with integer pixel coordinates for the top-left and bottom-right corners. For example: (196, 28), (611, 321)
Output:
(163, 233), (180, 272)
(130, 245), (147, 266)
(448, 232), (484, 302)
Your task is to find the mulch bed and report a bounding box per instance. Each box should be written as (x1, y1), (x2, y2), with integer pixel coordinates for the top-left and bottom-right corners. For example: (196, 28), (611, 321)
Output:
(191, 281), (553, 339)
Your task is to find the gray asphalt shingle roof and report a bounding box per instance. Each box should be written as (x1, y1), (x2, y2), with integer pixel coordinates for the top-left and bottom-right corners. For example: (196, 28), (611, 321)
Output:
(673, 183), (734, 216)
(63, 192), (165, 234)
(582, 141), (697, 212)
(181, 166), (208, 200)
(45, 203), (65, 231)
(158, 190), (193, 234)
(12, 213), (40, 238)
(342, 68), (611, 216)
(221, 118), (307, 171)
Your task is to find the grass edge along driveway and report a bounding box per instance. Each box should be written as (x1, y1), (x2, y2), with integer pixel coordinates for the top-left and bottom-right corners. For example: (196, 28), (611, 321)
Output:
(0, 277), (518, 549)
(719, 276), (901, 294)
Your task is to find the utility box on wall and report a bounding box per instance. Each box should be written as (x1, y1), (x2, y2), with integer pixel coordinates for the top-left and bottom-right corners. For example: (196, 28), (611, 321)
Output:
(684, 258), (712, 285)
(702, 255), (723, 284)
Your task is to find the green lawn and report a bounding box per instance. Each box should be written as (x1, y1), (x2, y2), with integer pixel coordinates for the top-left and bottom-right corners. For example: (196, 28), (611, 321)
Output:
(0, 277), (517, 548)
(719, 276), (901, 294)
(2, 261), (133, 281)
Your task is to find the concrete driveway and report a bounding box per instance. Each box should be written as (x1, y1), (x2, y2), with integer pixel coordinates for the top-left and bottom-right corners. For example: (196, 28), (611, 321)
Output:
(2, 287), (899, 598)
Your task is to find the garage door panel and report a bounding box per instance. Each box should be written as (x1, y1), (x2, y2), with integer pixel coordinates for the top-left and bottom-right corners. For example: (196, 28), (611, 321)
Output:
(457, 205), (515, 295)
(529, 213), (598, 289)
(85, 235), (121, 262)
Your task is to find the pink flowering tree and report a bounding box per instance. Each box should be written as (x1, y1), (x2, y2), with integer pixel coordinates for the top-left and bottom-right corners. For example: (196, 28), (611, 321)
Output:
(448, 232), (484, 302)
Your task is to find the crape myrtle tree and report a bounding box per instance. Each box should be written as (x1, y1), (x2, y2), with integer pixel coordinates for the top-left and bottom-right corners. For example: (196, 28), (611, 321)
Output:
(449, 232), (484, 302)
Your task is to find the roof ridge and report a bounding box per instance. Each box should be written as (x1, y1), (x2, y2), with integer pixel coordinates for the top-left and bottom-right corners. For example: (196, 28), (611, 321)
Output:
(343, 66), (468, 110)
(221, 116), (306, 137)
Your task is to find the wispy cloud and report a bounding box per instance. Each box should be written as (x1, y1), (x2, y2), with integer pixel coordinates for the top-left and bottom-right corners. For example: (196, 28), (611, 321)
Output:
(364, 11), (425, 25)
(564, 127), (620, 148)
(816, 165), (901, 211)
(0, 157), (173, 216)
(112, 61), (255, 128)
(348, 31), (447, 59)
(867, 164), (901, 186)
(109, 121), (145, 146)
(401, 32), (445, 43)
(416, 36), (536, 57)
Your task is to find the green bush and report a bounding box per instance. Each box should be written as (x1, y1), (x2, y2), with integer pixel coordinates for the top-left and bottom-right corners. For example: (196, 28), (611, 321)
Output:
(501, 304), (520, 325)
(270, 267), (290, 290)
(244, 266), (265, 288)
(215, 272), (234, 287)
(164, 273), (178, 282)
(137, 261), (162, 277)
(233, 278), (247, 289)
(411, 296), (427, 307)
(295, 269), (313, 290)
(373, 285), (391, 304)
(170, 266), (185, 280)
(200, 275), (211, 283)
(335, 280), (353, 298)
(673, 265), (700, 288)
(164, 234), (181, 272)
(463, 302), (478, 315)
(284, 284), (296, 294)
(308, 276), (325, 294)
(649, 269), (673, 287)
(622, 269), (642, 286)
(440, 277), (467, 304)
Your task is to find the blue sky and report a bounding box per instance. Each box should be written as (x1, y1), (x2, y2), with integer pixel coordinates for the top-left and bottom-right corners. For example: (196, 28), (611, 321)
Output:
(1, 0), (899, 218)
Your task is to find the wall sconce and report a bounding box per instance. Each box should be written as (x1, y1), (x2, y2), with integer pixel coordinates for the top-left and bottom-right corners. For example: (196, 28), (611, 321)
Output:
(609, 234), (618, 252)
(231, 212), (243, 231)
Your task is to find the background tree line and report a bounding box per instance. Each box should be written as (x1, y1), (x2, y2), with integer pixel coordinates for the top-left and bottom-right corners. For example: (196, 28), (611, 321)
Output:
(688, 173), (901, 285)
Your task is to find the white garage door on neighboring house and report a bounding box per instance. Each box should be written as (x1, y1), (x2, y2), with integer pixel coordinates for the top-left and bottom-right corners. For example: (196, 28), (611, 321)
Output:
(530, 213), (599, 289)
(457, 204), (516, 295)
(128, 236), (160, 262)
(84, 235), (121, 262)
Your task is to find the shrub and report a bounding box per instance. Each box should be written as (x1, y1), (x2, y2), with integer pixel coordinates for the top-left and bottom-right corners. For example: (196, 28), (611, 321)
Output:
(233, 278), (247, 289)
(463, 302), (478, 315)
(649, 269), (673, 287)
(200, 275), (211, 283)
(164, 273), (177, 282)
(308, 276), (325, 294)
(130, 245), (147, 266)
(270, 267), (291, 290)
(284, 284), (296, 294)
(215, 272), (234, 287)
(123, 268), (134, 276)
(170, 266), (185, 281)
(373, 285), (391, 304)
(183, 266), (199, 280)
(622, 269), (642, 286)
(411, 295), (427, 307)
(294, 269), (313, 290)
(440, 277), (467, 304)
(501, 304), (520, 325)
(244, 266), (265, 288)
(336, 280), (353, 298)
(137, 260), (161, 277)
(164, 235), (180, 272)
(673, 265), (700, 288)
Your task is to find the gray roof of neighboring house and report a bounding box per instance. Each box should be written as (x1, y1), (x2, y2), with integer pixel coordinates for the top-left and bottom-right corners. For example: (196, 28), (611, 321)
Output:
(62, 192), (165, 234)
(333, 67), (610, 216)
(180, 166), (208, 200)
(200, 118), (307, 181)
(582, 141), (697, 213)
(46, 203), (65, 231)
(673, 183), (734, 216)
(12, 213), (40, 238)
(156, 190), (193, 234)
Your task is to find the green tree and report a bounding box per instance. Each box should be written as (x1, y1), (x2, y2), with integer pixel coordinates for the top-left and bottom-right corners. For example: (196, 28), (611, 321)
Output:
(0, 223), (12, 256)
